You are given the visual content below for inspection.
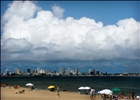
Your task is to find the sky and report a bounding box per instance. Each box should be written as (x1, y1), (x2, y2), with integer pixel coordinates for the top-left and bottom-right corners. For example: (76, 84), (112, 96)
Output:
(1, 1), (140, 73)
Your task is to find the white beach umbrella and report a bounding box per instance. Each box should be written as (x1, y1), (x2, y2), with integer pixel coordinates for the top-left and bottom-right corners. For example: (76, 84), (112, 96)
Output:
(98, 89), (113, 95)
(26, 83), (34, 87)
(84, 86), (91, 90)
(78, 86), (85, 90)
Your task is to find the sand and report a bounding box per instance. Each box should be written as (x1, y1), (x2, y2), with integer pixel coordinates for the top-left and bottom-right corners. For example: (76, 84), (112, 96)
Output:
(1, 86), (101, 100)
(1, 86), (132, 100)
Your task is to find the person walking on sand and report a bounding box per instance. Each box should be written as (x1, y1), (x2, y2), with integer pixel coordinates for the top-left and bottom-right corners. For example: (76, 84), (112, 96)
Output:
(132, 89), (135, 99)
(56, 86), (60, 97)
(90, 87), (95, 100)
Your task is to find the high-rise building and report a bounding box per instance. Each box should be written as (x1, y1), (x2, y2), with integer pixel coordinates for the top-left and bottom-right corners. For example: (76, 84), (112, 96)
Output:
(5, 68), (10, 75)
(40, 69), (45, 74)
(27, 68), (31, 74)
(21, 70), (26, 75)
(36, 67), (40, 74)
(89, 69), (95, 75)
(96, 71), (100, 75)
(67, 68), (71, 76)
(75, 68), (78, 75)
(59, 68), (65, 76)
(14, 67), (20, 74)
(32, 70), (36, 74)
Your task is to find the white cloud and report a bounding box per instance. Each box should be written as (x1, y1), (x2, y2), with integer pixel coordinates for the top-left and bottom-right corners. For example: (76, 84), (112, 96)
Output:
(2, 1), (40, 22)
(1, 1), (140, 61)
(2, 38), (32, 53)
(52, 5), (65, 19)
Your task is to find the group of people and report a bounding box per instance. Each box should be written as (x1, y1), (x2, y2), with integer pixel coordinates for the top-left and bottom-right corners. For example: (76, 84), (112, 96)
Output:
(50, 85), (137, 100)
(89, 87), (137, 100)
(120, 89), (136, 100)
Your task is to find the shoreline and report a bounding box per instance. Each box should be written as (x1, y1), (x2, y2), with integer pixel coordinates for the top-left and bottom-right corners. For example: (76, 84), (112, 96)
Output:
(1, 76), (140, 95)
(1, 86), (135, 100)
(1, 86), (92, 100)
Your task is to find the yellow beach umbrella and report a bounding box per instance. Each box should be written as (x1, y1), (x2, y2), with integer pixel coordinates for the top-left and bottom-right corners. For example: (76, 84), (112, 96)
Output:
(48, 85), (55, 89)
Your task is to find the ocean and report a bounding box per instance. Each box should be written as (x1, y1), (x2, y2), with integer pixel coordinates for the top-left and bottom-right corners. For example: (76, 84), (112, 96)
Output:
(1, 76), (140, 95)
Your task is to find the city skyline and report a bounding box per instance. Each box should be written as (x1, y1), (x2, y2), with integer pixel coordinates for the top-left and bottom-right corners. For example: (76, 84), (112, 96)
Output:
(1, 1), (140, 73)
(2, 66), (140, 77)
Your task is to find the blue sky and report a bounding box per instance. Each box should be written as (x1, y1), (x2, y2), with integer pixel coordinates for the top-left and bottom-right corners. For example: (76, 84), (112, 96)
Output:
(1, 1), (139, 25)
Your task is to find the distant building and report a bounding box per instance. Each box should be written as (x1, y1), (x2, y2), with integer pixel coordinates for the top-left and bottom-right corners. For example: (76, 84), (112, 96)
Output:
(5, 68), (10, 75)
(32, 70), (36, 74)
(21, 70), (26, 75)
(75, 68), (78, 75)
(96, 71), (100, 75)
(89, 69), (95, 75)
(40, 69), (45, 74)
(59, 68), (65, 76)
(14, 67), (20, 74)
(67, 68), (71, 76)
(27, 68), (31, 74)
(36, 67), (40, 74)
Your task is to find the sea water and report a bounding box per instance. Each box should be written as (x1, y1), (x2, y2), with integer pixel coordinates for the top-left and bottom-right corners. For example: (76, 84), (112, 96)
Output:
(1, 76), (140, 95)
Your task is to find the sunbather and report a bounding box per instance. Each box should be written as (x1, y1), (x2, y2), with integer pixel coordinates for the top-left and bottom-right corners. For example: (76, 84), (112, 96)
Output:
(19, 90), (25, 94)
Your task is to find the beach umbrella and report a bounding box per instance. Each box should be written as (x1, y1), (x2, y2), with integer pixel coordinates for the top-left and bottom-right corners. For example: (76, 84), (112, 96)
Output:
(84, 86), (91, 90)
(48, 85), (55, 89)
(98, 89), (113, 95)
(78, 86), (85, 90)
(26, 83), (34, 87)
(111, 87), (121, 93)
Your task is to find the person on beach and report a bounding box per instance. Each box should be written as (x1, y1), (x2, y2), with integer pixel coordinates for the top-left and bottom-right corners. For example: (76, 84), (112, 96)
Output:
(56, 86), (60, 97)
(9, 86), (11, 89)
(90, 87), (95, 100)
(31, 86), (34, 90)
(121, 91), (124, 98)
(132, 89), (135, 99)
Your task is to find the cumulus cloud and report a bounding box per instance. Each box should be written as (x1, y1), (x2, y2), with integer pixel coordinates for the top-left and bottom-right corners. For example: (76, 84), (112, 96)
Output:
(52, 5), (65, 19)
(2, 1), (40, 23)
(2, 38), (32, 53)
(1, 1), (140, 61)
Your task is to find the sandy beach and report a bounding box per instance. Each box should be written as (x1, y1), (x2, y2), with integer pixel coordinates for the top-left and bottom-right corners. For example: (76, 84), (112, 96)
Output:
(1, 86), (134, 100)
(1, 86), (101, 100)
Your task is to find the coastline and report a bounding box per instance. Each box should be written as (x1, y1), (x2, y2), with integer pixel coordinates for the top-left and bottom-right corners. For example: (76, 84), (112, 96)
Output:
(1, 76), (140, 95)
(1, 86), (130, 100)
(1, 86), (93, 100)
